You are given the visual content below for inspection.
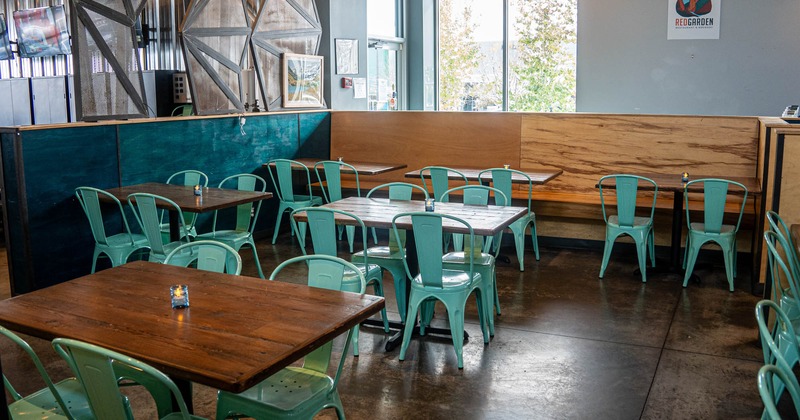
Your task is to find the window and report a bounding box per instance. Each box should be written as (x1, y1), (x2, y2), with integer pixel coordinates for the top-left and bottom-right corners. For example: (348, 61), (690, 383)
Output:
(368, 0), (404, 110)
(437, 0), (576, 112)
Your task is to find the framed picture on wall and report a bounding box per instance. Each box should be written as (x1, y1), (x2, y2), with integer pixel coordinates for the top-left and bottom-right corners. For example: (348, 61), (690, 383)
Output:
(282, 53), (324, 108)
(335, 38), (358, 74)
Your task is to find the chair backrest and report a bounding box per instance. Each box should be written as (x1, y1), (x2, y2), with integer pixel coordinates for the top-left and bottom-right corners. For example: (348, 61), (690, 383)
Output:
(767, 211), (800, 278)
(366, 182), (429, 201)
(764, 231), (800, 307)
(267, 159), (315, 203)
(478, 168), (533, 210)
(758, 363), (800, 419)
(269, 255), (365, 379)
(212, 173), (267, 234)
(164, 240), (242, 274)
(0, 326), (74, 416)
(52, 338), (193, 420)
(684, 178), (748, 234)
(598, 174), (658, 226)
(314, 160), (360, 203)
(291, 207), (368, 259)
(419, 166), (468, 203)
(441, 185), (508, 256)
(128, 193), (190, 256)
(166, 170), (208, 188)
(755, 299), (798, 374)
(75, 186), (137, 247)
(393, 212), (476, 288)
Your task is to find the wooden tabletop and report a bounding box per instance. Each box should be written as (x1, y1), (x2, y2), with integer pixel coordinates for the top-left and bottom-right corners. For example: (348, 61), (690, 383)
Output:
(0, 261), (384, 393)
(599, 174), (761, 195)
(293, 196), (527, 236)
(265, 158), (407, 175)
(404, 166), (563, 185)
(103, 182), (273, 212)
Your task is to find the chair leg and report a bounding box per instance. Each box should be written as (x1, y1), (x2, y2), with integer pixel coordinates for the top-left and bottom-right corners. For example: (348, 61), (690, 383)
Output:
(599, 236), (616, 278)
(648, 229), (656, 268)
(247, 242), (265, 279)
(387, 266), (408, 323)
(493, 267), (501, 317)
(345, 225), (356, 254)
(721, 242), (735, 292)
(271, 203), (288, 244)
(682, 238), (701, 287)
(512, 225), (525, 272)
(475, 287), (490, 343)
(636, 235), (648, 283)
(91, 248), (102, 273)
(530, 218), (540, 261)
(371, 227), (378, 245)
(443, 300), (466, 369)
(371, 280), (390, 333)
(399, 292), (423, 362)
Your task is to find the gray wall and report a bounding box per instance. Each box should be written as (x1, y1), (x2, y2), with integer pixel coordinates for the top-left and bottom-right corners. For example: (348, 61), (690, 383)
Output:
(317, 0), (369, 110)
(578, 1), (800, 116)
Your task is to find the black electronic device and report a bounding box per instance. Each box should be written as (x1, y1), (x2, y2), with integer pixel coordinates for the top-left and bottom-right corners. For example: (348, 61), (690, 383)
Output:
(782, 105), (800, 118)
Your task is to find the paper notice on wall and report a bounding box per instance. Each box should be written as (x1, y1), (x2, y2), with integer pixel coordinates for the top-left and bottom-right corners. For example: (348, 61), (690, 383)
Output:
(353, 78), (366, 99)
(667, 0), (720, 40)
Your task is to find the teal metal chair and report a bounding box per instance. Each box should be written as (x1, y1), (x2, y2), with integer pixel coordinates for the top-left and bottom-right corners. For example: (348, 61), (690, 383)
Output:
(314, 160), (361, 253)
(767, 211), (800, 319)
(267, 159), (323, 245)
(478, 168), (539, 271)
(0, 326), (92, 420)
(758, 364), (800, 420)
(160, 170), (208, 242)
(215, 254), (364, 420)
(420, 166), (469, 252)
(765, 230), (800, 321)
(439, 185), (507, 336)
(195, 174), (266, 278)
(290, 207), (389, 356)
(52, 338), (203, 420)
(164, 240), (242, 275)
(352, 182), (429, 323)
(755, 299), (800, 416)
(75, 187), (150, 273)
(681, 178), (748, 291)
(597, 174), (658, 283)
(394, 211), (490, 369)
(128, 193), (194, 266)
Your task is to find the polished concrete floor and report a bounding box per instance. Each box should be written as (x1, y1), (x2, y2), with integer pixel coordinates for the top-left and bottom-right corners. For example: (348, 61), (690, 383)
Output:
(0, 233), (769, 419)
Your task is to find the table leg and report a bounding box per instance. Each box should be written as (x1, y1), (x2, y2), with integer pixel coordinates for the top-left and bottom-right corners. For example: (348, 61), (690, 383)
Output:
(670, 191), (684, 269)
(171, 376), (193, 414)
(168, 211), (180, 242)
(0, 354), (8, 420)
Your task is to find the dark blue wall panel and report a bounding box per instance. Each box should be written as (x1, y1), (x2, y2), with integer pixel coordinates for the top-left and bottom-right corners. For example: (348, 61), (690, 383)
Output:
(20, 126), (119, 292)
(0, 111), (330, 293)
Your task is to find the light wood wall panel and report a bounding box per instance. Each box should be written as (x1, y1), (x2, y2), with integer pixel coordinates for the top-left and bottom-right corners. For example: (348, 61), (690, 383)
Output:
(521, 114), (760, 196)
(331, 111), (522, 185)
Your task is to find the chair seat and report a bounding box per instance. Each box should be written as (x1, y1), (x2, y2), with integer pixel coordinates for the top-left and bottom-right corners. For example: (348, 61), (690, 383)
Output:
(411, 270), (482, 290)
(442, 251), (495, 266)
(353, 246), (403, 260)
(103, 233), (149, 248)
(196, 230), (250, 245)
(221, 366), (334, 412)
(12, 378), (93, 420)
(285, 195), (323, 206)
(347, 263), (381, 282)
(149, 241), (193, 264)
(689, 222), (735, 234)
(608, 215), (652, 229)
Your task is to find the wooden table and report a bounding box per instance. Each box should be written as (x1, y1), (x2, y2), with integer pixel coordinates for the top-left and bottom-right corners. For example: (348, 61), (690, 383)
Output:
(293, 196), (527, 351)
(599, 174), (761, 274)
(0, 261), (384, 415)
(104, 182), (273, 241)
(404, 166), (563, 185)
(266, 158), (407, 175)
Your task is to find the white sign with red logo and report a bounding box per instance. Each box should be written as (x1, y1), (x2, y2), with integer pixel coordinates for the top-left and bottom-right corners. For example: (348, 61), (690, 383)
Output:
(667, 0), (720, 40)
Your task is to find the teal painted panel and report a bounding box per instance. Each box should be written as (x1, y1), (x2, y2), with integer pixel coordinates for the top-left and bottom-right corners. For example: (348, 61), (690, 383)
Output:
(119, 113), (304, 234)
(20, 126), (119, 292)
(297, 112), (330, 159)
(119, 114), (299, 186)
(1, 132), (24, 294)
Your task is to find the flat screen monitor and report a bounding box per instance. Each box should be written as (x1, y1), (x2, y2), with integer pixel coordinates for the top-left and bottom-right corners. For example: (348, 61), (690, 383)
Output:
(0, 14), (13, 60)
(13, 5), (70, 58)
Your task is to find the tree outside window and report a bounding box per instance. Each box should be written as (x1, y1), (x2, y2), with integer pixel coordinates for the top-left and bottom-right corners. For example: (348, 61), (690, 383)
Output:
(438, 0), (576, 112)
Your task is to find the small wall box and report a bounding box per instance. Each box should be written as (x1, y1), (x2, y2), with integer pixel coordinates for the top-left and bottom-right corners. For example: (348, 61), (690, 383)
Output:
(341, 77), (353, 89)
(173, 73), (192, 104)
